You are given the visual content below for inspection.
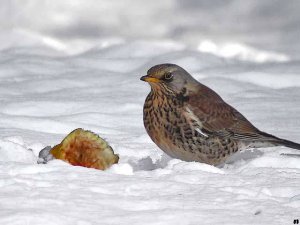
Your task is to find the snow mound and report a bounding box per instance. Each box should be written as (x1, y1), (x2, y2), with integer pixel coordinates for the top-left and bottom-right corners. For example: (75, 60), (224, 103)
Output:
(0, 139), (35, 163)
(198, 40), (290, 63)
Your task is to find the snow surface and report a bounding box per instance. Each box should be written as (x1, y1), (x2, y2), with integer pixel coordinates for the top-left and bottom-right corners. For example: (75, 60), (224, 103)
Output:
(1, 1), (300, 225)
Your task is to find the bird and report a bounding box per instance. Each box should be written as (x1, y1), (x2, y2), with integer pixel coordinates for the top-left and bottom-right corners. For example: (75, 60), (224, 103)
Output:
(140, 63), (300, 165)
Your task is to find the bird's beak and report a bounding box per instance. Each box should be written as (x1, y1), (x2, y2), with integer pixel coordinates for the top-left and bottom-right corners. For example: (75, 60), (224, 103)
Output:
(140, 75), (160, 83)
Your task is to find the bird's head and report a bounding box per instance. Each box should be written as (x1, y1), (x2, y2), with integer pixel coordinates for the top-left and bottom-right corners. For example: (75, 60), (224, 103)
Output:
(140, 64), (197, 94)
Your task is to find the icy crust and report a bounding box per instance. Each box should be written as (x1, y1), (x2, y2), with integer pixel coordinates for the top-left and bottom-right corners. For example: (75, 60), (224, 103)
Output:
(0, 42), (300, 225)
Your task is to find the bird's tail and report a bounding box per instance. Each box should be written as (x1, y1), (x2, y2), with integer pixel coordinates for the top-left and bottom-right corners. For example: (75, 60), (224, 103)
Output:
(274, 138), (300, 150)
(259, 131), (300, 150)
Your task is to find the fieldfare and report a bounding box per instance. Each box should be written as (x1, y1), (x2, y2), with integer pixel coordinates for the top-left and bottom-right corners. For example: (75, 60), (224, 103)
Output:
(141, 64), (300, 165)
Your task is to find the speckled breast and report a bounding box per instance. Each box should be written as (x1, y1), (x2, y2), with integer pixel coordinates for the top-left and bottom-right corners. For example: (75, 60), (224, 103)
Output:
(143, 91), (207, 161)
(143, 91), (240, 165)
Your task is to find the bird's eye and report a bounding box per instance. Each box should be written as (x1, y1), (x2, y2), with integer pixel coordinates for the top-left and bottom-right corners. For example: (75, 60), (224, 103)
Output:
(164, 72), (173, 80)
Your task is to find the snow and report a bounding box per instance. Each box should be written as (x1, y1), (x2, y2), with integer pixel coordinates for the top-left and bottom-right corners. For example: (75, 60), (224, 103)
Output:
(197, 40), (290, 63)
(1, 1), (300, 225)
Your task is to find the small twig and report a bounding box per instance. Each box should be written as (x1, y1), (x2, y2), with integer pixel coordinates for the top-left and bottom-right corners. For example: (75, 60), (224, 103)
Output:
(281, 153), (300, 157)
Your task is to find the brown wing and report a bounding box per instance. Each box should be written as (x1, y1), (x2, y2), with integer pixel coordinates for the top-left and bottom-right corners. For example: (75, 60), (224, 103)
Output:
(186, 88), (267, 141)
